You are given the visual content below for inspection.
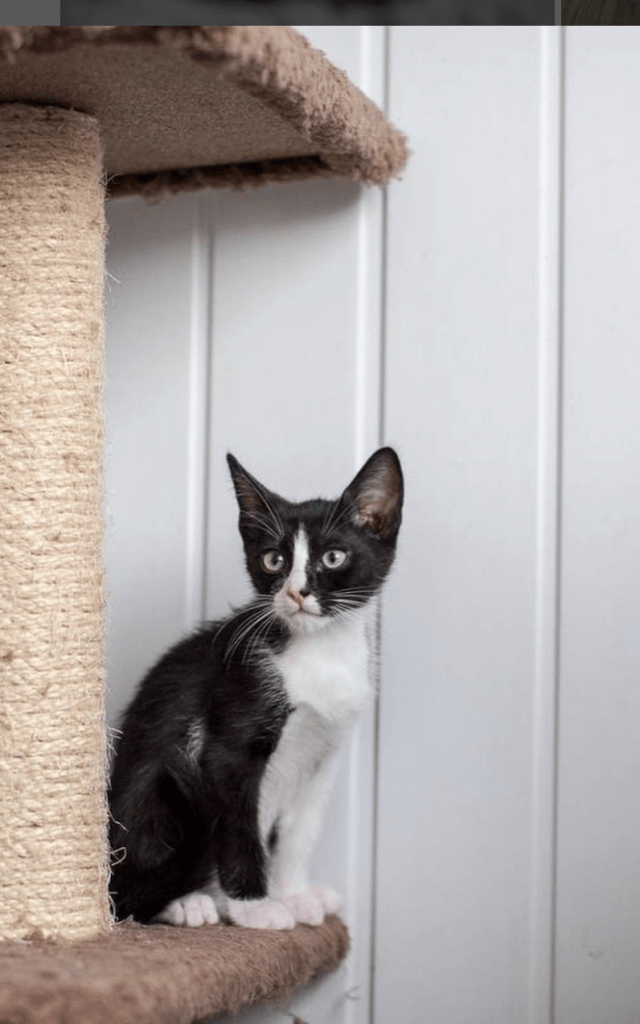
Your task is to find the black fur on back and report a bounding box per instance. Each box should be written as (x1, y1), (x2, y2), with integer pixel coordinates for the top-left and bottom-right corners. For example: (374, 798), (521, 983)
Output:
(109, 611), (292, 921)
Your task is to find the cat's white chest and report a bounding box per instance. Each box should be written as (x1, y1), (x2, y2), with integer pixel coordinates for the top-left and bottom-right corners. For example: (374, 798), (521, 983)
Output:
(269, 613), (370, 724)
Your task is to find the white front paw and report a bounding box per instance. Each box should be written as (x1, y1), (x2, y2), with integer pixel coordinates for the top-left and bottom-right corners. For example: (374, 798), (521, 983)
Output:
(154, 891), (219, 927)
(279, 884), (342, 925)
(227, 897), (295, 930)
(281, 889), (325, 926)
(310, 882), (342, 916)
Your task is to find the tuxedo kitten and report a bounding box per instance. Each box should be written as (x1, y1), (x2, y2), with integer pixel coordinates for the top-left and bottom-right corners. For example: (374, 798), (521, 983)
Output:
(109, 447), (403, 929)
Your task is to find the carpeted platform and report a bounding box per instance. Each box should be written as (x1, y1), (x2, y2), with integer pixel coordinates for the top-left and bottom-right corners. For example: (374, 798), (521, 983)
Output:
(0, 25), (409, 199)
(0, 916), (350, 1024)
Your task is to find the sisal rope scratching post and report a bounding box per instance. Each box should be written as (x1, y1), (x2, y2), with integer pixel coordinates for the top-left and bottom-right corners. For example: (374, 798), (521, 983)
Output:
(0, 104), (110, 941)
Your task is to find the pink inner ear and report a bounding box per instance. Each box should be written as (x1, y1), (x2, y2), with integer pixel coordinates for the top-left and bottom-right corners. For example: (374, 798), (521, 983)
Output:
(234, 473), (267, 518)
(357, 485), (397, 534)
(237, 479), (259, 512)
(352, 454), (402, 529)
(334, 448), (402, 539)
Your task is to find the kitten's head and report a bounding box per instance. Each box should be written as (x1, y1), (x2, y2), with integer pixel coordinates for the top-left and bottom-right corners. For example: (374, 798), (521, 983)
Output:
(227, 448), (403, 635)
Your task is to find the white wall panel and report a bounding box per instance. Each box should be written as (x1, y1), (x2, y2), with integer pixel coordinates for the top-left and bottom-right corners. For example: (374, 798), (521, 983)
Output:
(104, 192), (211, 726)
(104, 25), (385, 1024)
(554, 30), (640, 1024)
(377, 28), (552, 1024)
(203, 173), (374, 1024)
(103, 26), (640, 1024)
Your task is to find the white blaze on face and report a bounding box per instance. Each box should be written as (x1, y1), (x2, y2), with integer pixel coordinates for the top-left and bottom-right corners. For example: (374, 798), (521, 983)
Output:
(275, 527), (322, 629)
(287, 528), (309, 606)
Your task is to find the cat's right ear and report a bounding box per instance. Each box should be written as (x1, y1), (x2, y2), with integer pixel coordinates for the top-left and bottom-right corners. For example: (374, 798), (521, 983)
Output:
(226, 454), (268, 518)
(226, 452), (282, 536)
(227, 455), (285, 543)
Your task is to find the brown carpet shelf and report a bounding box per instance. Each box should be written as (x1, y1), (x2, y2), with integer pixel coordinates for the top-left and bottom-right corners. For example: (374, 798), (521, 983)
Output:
(0, 24), (407, 1019)
(0, 25), (409, 197)
(0, 918), (351, 1024)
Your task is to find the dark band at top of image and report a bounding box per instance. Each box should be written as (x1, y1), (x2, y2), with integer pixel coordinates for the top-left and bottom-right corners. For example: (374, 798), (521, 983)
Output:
(60, 0), (554, 26)
(6, 0), (60, 22)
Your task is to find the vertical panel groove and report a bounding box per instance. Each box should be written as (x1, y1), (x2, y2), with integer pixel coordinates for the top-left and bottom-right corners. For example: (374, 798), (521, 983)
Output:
(371, 26), (391, 1020)
(368, 28), (390, 1024)
(556, 33), (640, 1022)
(344, 25), (387, 1024)
(378, 24), (391, 452)
(528, 26), (565, 1024)
(185, 192), (215, 627)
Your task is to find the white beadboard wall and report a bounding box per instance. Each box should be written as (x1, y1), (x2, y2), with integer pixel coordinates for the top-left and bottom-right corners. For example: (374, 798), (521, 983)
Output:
(103, 27), (640, 1024)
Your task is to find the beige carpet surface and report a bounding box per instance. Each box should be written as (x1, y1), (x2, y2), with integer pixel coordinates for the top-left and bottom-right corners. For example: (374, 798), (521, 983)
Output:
(0, 26), (409, 197)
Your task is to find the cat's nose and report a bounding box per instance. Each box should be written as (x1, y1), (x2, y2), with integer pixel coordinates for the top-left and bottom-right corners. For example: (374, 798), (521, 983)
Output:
(287, 588), (307, 609)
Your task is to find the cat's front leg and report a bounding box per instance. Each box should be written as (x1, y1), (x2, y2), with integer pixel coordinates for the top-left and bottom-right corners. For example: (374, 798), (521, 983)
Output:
(213, 814), (296, 929)
(268, 752), (343, 925)
(206, 877), (294, 929)
(154, 890), (219, 927)
(275, 883), (341, 926)
(310, 881), (342, 916)
(223, 895), (295, 930)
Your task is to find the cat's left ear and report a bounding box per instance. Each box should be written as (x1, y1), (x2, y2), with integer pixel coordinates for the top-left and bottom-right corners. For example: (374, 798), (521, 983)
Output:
(339, 447), (403, 540)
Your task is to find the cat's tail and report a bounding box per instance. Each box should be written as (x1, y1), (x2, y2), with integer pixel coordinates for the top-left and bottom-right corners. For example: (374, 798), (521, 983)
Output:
(108, 759), (211, 922)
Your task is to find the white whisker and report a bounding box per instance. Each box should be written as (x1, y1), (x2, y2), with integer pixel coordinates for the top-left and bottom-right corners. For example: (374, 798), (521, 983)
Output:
(243, 609), (278, 667)
(234, 462), (285, 539)
(223, 601), (274, 663)
(226, 618), (269, 664)
(240, 509), (283, 542)
(255, 487), (285, 540)
(321, 499), (339, 537)
(321, 495), (359, 538)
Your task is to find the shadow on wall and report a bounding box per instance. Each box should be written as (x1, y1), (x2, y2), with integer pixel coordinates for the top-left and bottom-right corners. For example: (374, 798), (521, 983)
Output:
(62, 0), (554, 26)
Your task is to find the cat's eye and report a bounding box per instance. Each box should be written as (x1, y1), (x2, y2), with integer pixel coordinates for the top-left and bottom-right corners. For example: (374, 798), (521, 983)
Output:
(322, 549), (348, 570)
(261, 550), (285, 573)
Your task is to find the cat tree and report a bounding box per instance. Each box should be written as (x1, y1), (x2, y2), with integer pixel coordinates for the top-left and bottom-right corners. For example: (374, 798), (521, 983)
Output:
(0, 24), (407, 1023)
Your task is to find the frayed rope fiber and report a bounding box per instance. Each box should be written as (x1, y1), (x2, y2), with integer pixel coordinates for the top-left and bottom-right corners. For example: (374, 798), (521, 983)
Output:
(0, 104), (111, 940)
